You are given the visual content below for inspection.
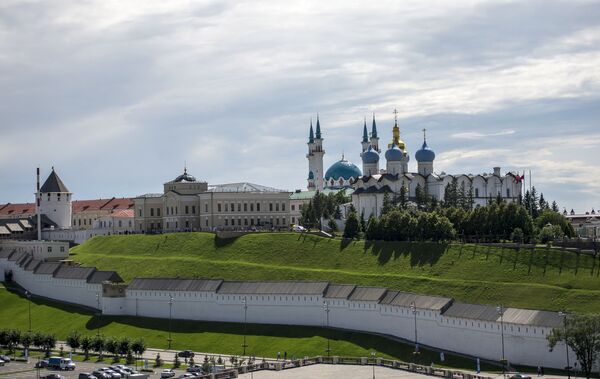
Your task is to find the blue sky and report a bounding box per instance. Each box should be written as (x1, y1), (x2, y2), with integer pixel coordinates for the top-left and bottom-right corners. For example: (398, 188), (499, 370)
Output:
(1, 0), (599, 212)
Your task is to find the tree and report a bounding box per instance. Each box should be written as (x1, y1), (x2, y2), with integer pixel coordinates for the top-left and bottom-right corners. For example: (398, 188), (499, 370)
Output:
(131, 338), (146, 367)
(398, 185), (408, 209)
(327, 218), (338, 234)
(552, 201), (559, 212)
(443, 178), (459, 208)
(343, 212), (360, 239)
(173, 354), (181, 368)
(381, 192), (393, 215)
(548, 314), (600, 379)
(105, 337), (118, 359)
(118, 338), (130, 359)
(0, 329), (8, 347)
(365, 216), (382, 241)
(42, 334), (56, 358)
(415, 184), (427, 210)
(7, 329), (21, 354)
(21, 331), (33, 353)
(33, 331), (45, 350)
(333, 205), (342, 220)
(66, 330), (81, 354)
(92, 335), (105, 359)
(80, 335), (93, 360)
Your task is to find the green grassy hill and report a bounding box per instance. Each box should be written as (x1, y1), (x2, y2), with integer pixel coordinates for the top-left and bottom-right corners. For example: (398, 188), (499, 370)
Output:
(71, 232), (600, 313)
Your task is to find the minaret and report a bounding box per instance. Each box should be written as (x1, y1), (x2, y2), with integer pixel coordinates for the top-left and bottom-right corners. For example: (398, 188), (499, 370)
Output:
(361, 118), (369, 152)
(370, 113), (380, 153)
(39, 167), (72, 229)
(306, 116), (325, 191)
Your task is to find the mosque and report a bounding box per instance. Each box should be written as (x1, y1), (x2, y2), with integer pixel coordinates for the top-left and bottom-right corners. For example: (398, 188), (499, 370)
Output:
(306, 111), (523, 218)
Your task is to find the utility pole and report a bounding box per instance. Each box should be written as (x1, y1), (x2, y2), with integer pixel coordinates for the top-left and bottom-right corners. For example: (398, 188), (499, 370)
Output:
(242, 297), (248, 356)
(168, 295), (173, 350)
(410, 301), (419, 354)
(559, 311), (571, 379)
(323, 301), (331, 357)
(497, 305), (506, 377)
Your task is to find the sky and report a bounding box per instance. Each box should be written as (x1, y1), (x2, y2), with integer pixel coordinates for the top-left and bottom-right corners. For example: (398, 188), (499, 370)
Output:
(0, 0), (599, 212)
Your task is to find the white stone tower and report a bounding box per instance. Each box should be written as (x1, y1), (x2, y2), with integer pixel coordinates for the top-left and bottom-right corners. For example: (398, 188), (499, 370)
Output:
(306, 116), (325, 191)
(39, 167), (72, 229)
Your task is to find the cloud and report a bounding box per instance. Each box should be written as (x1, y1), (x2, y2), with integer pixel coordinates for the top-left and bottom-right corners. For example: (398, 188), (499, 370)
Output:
(0, 0), (599, 212)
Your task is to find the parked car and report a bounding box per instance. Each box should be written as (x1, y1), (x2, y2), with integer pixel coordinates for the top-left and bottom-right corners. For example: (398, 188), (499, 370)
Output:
(36, 359), (49, 368)
(92, 371), (112, 379)
(178, 350), (195, 358)
(161, 369), (176, 378)
(42, 374), (66, 379)
(48, 357), (76, 371)
(0, 355), (10, 362)
(186, 364), (203, 373)
(79, 374), (99, 379)
(0, 359), (4, 367)
(177, 374), (195, 379)
(510, 374), (532, 379)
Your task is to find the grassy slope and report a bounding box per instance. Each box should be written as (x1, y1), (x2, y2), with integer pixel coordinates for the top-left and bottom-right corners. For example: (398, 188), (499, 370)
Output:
(70, 233), (600, 313)
(0, 284), (500, 370)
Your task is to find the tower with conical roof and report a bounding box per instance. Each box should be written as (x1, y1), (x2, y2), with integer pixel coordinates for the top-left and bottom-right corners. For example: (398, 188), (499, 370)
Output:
(361, 118), (369, 152)
(370, 113), (380, 153)
(39, 167), (72, 229)
(306, 116), (325, 191)
(416, 129), (436, 176)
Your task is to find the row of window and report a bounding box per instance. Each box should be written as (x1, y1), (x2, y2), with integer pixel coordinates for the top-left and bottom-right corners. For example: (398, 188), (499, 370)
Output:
(223, 217), (287, 227)
(216, 202), (286, 213)
(45, 193), (71, 201)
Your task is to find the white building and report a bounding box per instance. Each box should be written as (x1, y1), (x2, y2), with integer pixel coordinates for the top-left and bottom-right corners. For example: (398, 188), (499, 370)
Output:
(301, 114), (523, 219)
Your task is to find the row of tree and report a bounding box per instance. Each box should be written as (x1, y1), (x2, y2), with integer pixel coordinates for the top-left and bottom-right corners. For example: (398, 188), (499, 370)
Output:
(344, 199), (575, 243)
(300, 190), (350, 229)
(0, 329), (56, 356)
(0, 328), (146, 362)
(65, 330), (146, 361)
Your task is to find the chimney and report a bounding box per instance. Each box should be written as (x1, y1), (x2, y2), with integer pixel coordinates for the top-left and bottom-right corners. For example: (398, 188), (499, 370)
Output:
(493, 167), (501, 176)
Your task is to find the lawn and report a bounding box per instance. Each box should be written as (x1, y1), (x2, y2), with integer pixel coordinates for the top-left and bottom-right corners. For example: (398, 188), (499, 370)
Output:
(70, 232), (600, 313)
(0, 284), (500, 371)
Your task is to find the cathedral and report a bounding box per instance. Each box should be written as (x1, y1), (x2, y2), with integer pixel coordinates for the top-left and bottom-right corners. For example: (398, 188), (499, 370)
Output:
(306, 112), (523, 218)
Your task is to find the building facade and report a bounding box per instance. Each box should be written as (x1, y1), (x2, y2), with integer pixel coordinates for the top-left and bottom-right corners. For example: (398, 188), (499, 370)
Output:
(134, 169), (292, 233)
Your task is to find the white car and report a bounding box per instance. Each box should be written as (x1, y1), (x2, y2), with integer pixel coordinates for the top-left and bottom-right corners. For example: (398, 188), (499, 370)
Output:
(292, 225), (306, 232)
(161, 369), (176, 378)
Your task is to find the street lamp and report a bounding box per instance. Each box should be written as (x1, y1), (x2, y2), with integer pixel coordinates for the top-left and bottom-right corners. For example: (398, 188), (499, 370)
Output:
(370, 351), (376, 379)
(558, 311), (571, 379)
(242, 297), (248, 356)
(409, 301), (419, 354)
(323, 301), (331, 357)
(25, 291), (32, 332)
(168, 295), (173, 350)
(96, 293), (101, 337)
(496, 305), (506, 377)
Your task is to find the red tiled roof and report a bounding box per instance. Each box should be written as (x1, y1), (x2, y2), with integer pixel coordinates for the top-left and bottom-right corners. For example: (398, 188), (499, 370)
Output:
(0, 198), (134, 215)
(0, 203), (36, 216)
(111, 209), (134, 218)
(72, 198), (134, 212)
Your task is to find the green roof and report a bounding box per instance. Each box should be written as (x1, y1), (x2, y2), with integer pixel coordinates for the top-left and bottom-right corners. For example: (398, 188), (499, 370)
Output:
(289, 188), (354, 200)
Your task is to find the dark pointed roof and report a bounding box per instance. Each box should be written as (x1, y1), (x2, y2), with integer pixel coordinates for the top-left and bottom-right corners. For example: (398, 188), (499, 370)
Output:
(371, 113), (378, 138)
(362, 119), (368, 143)
(40, 168), (70, 193)
(315, 115), (322, 139)
(308, 120), (315, 144)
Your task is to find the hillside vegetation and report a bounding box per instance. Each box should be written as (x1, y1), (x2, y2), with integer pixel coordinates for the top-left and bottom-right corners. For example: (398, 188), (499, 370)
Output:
(71, 232), (600, 313)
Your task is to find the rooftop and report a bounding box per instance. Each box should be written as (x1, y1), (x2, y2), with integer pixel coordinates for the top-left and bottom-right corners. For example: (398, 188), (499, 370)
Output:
(208, 182), (288, 193)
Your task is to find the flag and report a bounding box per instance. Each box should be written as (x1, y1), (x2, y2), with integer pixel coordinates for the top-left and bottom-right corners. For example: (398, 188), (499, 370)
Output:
(514, 173), (525, 183)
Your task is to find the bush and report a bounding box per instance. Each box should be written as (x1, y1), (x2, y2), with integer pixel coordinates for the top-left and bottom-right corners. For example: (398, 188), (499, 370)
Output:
(343, 212), (360, 239)
(510, 227), (524, 243)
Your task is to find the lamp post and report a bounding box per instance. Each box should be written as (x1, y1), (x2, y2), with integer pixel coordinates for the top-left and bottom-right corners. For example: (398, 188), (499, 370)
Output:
(409, 301), (419, 354)
(168, 295), (173, 350)
(559, 311), (571, 379)
(242, 297), (248, 356)
(496, 305), (506, 377)
(25, 291), (32, 332)
(323, 301), (331, 357)
(371, 351), (376, 379)
(96, 293), (101, 337)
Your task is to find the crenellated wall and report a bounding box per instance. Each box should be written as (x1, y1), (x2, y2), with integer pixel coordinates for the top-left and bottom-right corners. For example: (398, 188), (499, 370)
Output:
(1, 255), (573, 369)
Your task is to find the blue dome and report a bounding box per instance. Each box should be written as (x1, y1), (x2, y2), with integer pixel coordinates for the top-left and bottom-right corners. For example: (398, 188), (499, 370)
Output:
(385, 144), (404, 162)
(361, 146), (379, 164)
(415, 141), (435, 162)
(325, 158), (362, 180)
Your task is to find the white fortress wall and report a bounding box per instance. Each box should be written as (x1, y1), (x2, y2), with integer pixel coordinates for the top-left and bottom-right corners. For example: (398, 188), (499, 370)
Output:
(1, 255), (572, 369)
